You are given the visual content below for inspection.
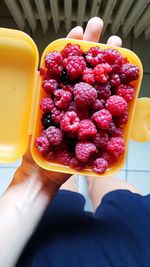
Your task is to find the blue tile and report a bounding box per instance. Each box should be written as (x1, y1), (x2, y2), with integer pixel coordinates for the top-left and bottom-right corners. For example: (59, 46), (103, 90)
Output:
(127, 171), (150, 195)
(127, 140), (150, 171)
(0, 167), (17, 196)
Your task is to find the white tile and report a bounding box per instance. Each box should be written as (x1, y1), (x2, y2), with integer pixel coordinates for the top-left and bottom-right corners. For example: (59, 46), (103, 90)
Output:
(77, 175), (93, 212)
(127, 171), (150, 195)
(0, 168), (17, 196)
(0, 158), (22, 168)
(114, 170), (126, 180)
(127, 140), (150, 171)
(132, 33), (150, 73)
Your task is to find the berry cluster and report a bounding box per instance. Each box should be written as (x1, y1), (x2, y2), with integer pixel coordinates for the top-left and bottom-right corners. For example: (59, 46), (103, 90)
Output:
(35, 43), (140, 174)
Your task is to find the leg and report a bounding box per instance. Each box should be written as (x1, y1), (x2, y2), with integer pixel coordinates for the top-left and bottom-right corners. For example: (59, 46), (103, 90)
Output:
(60, 175), (78, 193)
(87, 176), (142, 212)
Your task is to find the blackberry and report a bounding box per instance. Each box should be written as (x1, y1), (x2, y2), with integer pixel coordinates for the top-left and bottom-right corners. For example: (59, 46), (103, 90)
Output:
(41, 112), (56, 129)
(61, 68), (71, 85)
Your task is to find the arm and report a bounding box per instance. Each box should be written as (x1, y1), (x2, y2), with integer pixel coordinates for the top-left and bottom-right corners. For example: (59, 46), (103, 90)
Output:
(0, 17), (104, 267)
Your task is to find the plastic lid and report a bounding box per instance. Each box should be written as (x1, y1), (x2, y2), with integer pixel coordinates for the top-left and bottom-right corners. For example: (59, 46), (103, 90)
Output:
(0, 28), (39, 163)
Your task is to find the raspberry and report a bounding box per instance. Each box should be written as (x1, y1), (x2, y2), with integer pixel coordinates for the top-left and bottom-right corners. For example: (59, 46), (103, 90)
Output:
(109, 73), (121, 87)
(45, 126), (64, 145)
(35, 136), (49, 153)
(74, 82), (97, 107)
(78, 119), (97, 140)
(107, 122), (123, 137)
(45, 51), (63, 75)
(40, 67), (45, 77)
(75, 141), (97, 162)
(42, 79), (58, 94)
(92, 130), (109, 149)
(76, 107), (91, 120)
(69, 157), (85, 171)
(85, 47), (105, 67)
(104, 48), (123, 72)
(82, 68), (95, 85)
(68, 102), (77, 112)
(114, 111), (128, 126)
(92, 99), (103, 111)
(60, 111), (80, 136)
(57, 149), (72, 165)
(61, 43), (83, 58)
(95, 83), (111, 100)
(41, 112), (52, 129)
(119, 63), (139, 83)
(92, 158), (108, 174)
(63, 56), (86, 80)
(115, 84), (135, 103)
(45, 69), (60, 81)
(106, 95), (127, 116)
(92, 109), (112, 130)
(94, 63), (112, 83)
(107, 137), (125, 158)
(44, 149), (56, 160)
(63, 84), (73, 93)
(101, 151), (116, 165)
(54, 89), (72, 110)
(51, 108), (65, 125)
(40, 97), (54, 112)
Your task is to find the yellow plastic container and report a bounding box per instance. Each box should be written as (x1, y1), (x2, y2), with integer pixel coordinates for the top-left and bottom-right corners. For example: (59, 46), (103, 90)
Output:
(0, 29), (143, 177)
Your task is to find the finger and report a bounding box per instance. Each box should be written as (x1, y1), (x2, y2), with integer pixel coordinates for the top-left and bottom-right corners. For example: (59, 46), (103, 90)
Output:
(66, 26), (84, 39)
(83, 17), (103, 42)
(107, 35), (122, 47)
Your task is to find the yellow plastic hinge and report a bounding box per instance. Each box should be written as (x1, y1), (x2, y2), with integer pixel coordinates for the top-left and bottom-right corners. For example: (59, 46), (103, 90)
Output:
(28, 71), (40, 135)
(130, 97), (150, 142)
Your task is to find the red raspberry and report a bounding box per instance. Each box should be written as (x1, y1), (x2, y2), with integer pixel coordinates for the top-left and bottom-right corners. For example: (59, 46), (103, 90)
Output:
(54, 89), (72, 110)
(57, 149), (72, 165)
(104, 48), (123, 72)
(92, 158), (108, 174)
(51, 108), (65, 125)
(60, 111), (80, 136)
(44, 149), (56, 160)
(114, 111), (128, 126)
(115, 84), (135, 103)
(61, 43), (83, 58)
(40, 67), (45, 77)
(92, 109), (112, 130)
(35, 136), (49, 153)
(92, 99), (103, 111)
(74, 82), (97, 107)
(75, 141), (97, 162)
(107, 122), (123, 137)
(45, 51), (63, 75)
(63, 56), (86, 80)
(69, 157), (85, 171)
(44, 69), (60, 81)
(106, 95), (127, 116)
(42, 79), (58, 94)
(107, 137), (125, 158)
(85, 47), (105, 67)
(109, 73), (121, 87)
(92, 130), (109, 149)
(101, 151), (116, 165)
(94, 63), (112, 83)
(63, 84), (73, 93)
(78, 119), (97, 140)
(120, 63), (139, 83)
(45, 126), (64, 145)
(82, 68), (95, 85)
(68, 102), (77, 112)
(95, 83), (111, 100)
(76, 107), (91, 120)
(40, 98), (54, 112)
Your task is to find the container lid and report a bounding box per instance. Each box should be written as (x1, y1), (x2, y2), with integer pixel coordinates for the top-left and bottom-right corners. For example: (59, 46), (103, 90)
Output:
(0, 28), (39, 163)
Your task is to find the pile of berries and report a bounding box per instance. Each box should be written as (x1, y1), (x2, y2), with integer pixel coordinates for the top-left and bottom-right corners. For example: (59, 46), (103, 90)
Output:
(35, 43), (140, 174)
